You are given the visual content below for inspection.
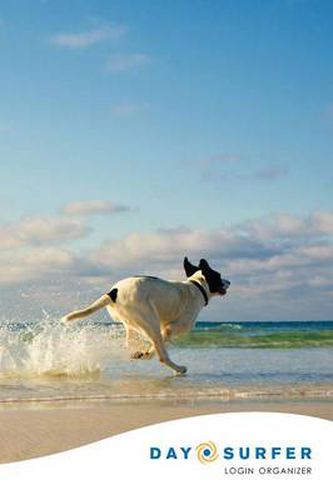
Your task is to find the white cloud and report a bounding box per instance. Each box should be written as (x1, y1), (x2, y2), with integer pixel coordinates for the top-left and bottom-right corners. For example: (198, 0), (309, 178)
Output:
(50, 23), (127, 48)
(106, 53), (151, 73)
(0, 247), (76, 285)
(298, 244), (333, 261)
(2, 210), (331, 283)
(92, 227), (274, 270)
(88, 212), (333, 308)
(0, 216), (89, 249)
(241, 211), (333, 240)
(312, 211), (333, 233)
(0, 245), (107, 288)
(0, 210), (332, 319)
(62, 200), (132, 216)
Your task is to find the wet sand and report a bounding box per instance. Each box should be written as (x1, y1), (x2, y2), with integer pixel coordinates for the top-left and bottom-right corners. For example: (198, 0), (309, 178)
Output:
(0, 398), (332, 464)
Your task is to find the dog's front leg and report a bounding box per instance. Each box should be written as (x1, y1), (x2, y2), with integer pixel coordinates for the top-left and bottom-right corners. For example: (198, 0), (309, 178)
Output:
(151, 333), (187, 375)
(137, 319), (187, 375)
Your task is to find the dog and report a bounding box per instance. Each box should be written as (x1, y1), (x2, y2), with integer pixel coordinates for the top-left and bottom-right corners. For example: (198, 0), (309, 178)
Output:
(61, 257), (230, 375)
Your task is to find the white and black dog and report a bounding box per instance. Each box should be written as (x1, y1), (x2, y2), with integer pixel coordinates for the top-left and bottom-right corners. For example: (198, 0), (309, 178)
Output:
(61, 257), (230, 375)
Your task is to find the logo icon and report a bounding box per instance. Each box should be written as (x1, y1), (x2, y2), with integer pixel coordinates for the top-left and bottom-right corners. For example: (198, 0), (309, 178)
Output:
(196, 441), (219, 464)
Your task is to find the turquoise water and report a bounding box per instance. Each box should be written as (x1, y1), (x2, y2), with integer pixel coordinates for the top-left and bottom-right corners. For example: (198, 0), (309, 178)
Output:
(0, 320), (332, 403)
(182, 321), (333, 348)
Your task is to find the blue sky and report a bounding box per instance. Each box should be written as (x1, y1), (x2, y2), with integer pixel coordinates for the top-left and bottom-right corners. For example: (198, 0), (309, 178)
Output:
(0, 0), (332, 320)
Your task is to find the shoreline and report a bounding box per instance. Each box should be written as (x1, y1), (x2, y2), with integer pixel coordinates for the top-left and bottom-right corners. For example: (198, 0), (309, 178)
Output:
(0, 397), (332, 464)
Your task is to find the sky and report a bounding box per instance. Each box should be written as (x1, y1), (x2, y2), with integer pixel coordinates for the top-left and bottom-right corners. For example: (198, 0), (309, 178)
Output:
(0, 0), (332, 321)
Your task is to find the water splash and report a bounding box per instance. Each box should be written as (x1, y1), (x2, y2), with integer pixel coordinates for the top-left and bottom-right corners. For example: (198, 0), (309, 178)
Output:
(0, 319), (125, 378)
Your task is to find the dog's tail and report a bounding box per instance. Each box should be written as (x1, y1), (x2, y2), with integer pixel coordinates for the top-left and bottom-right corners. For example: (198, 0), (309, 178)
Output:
(61, 294), (111, 324)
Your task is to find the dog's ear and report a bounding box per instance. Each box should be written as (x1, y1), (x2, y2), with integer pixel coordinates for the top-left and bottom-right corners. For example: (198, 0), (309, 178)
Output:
(184, 257), (200, 277)
(199, 258), (210, 270)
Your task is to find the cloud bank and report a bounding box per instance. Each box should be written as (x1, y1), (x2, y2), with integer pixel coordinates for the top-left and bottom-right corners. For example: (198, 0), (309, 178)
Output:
(0, 207), (332, 320)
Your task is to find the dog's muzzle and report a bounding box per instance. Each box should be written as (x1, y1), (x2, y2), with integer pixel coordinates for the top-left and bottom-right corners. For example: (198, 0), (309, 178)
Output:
(219, 279), (231, 295)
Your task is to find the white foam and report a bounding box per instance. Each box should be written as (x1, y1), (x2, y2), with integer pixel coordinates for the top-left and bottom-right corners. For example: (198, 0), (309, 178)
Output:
(0, 319), (126, 378)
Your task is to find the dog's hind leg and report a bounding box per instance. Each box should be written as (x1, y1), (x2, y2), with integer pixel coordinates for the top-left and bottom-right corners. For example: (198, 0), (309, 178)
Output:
(135, 325), (173, 359)
(124, 325), (154, 360)
(131, 350), (154, 360)
(125, 325), (134, 349)
(140, 321), (189, 359)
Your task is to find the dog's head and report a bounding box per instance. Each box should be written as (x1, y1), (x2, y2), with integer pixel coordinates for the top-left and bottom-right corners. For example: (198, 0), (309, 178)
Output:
(183, 257), (230, 296)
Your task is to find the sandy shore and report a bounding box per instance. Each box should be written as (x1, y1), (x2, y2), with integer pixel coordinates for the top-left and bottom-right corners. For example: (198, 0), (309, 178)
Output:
(0, 398), (331, 464)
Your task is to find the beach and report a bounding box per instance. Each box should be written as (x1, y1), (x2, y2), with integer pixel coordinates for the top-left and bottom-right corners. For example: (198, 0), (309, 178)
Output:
(0, 319), (332, 463)
(0, 398), (332, 464)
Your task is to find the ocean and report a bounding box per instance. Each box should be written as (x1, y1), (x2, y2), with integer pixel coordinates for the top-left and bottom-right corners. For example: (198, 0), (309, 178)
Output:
(0, 320), (332, 405)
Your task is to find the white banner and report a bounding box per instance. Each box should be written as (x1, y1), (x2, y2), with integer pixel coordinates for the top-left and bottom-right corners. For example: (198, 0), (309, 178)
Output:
(0, 412), (331, 499)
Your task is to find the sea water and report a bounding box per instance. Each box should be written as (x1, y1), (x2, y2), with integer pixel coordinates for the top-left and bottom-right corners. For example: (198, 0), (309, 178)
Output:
(0, 320), (332, 404)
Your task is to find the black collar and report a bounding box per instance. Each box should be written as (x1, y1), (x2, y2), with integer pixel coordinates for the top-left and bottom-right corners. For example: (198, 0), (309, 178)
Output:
(189, 280), (209, 306)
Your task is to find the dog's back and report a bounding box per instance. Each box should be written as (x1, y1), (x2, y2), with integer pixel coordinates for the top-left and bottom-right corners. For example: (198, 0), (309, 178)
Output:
(107, 276), (190, 323)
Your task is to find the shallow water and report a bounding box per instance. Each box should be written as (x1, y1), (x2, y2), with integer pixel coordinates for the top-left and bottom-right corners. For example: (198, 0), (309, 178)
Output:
(0, 320), (332, 404)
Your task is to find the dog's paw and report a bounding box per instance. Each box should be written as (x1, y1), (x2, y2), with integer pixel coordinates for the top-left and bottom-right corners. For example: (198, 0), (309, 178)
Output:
(60, 316), (69, 325)
(131, 351), (153, 360)
(175, 365), (187, 375)
(131, 351), (143, 359)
